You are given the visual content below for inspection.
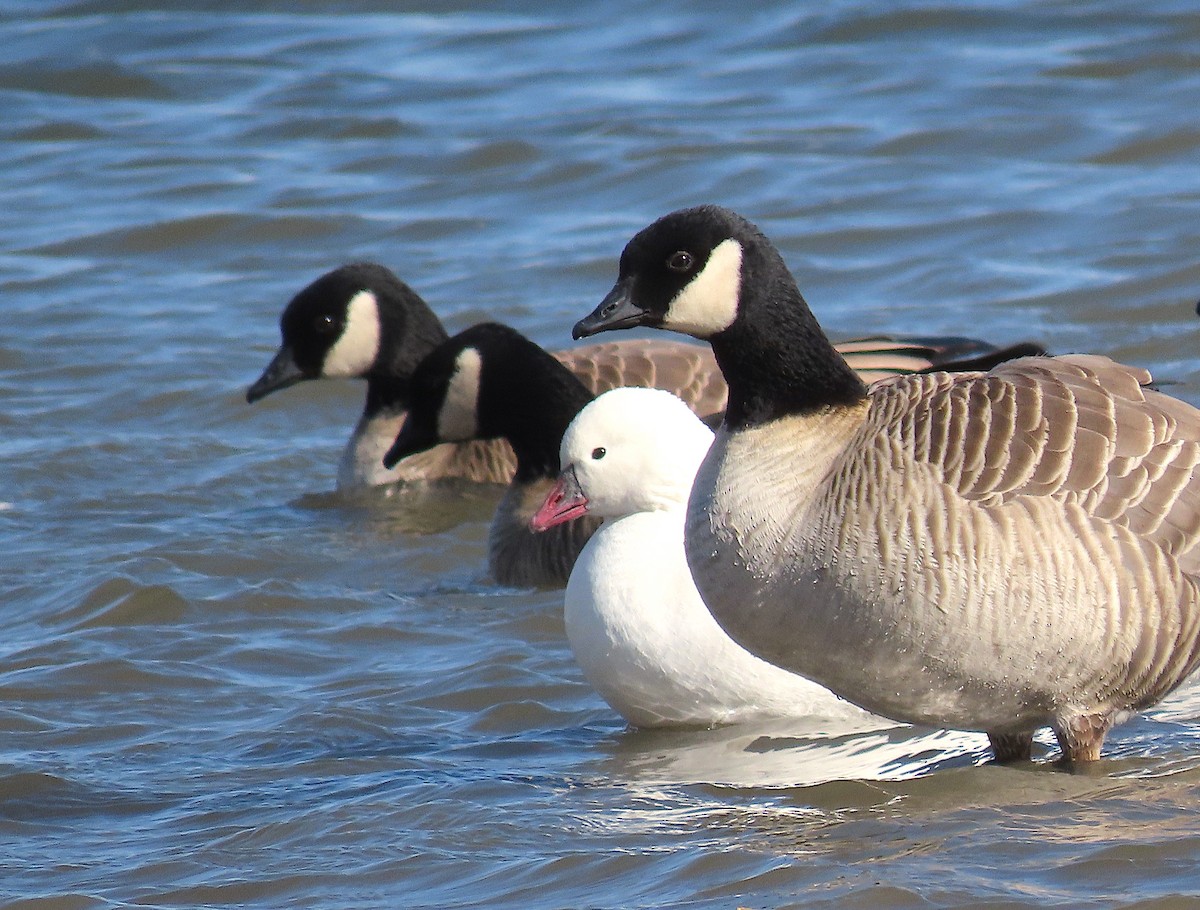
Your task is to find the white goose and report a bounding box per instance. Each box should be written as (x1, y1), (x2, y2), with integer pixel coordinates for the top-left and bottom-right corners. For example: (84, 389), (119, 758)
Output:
(573, 204), (1200, 764)
(530, 386), (879, 729)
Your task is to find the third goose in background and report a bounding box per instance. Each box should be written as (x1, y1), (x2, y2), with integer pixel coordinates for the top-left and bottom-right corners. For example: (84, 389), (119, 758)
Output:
(574, 204), (1200, 764)
(381, 323), (599, 587)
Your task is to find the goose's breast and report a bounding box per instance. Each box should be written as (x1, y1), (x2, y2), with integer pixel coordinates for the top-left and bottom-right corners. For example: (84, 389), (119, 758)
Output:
(489, 479), (599, 588)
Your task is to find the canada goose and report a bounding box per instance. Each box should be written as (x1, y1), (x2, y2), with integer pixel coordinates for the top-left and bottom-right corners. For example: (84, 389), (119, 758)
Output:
(382, 323), (600, 587)
(573, 204), (1200, 764)
(246, 262), (1039, 488)
(531, 386), (880, 728)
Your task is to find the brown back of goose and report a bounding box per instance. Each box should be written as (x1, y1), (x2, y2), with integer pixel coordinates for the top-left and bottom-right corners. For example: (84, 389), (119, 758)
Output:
(554, 338), (728, 422)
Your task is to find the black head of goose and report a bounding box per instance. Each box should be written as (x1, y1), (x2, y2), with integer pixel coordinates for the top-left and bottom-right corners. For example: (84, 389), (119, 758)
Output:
(244, 263), (515, 488)
(383, 322), (599, 588)
(246, 262), (447, 404)
(575, 204), (1200, 765)
(248, 262), (1041, 491)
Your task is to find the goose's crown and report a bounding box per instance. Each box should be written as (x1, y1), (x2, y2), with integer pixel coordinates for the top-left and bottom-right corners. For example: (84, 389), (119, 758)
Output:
(561, 387), (714, 519)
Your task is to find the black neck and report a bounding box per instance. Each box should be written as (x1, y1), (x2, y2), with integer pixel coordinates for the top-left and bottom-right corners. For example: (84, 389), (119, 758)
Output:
(497, 371), (593, 485)
(364, 286), (450, 416)
(713, 254), (867, 430)
(364, 374), (412, 418)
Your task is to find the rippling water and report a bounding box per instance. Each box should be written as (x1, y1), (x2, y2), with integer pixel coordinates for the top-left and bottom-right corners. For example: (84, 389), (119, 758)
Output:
(5, 1), (1200, 907)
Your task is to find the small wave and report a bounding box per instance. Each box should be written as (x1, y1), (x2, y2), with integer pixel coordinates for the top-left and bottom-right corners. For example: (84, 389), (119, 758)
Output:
(59, 576), (189, 630)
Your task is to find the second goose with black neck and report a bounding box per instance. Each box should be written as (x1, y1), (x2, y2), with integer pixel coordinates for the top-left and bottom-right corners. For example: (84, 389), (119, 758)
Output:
(574, 204), (1200, 765)
(383, 323), (598, 587)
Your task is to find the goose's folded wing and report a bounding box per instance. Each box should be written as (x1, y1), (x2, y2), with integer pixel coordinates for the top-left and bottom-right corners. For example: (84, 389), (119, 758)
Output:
(872, 354), (1200, 571)
(555, 335), (1045, 424)
(553, 339), (728, 419)
(835, 335), (1045, 385)
(429, 436), (519, 486)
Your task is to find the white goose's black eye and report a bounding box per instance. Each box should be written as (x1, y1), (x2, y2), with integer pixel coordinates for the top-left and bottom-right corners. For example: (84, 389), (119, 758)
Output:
(314, 313), (338, 335)
(591, 447), (606, 460)
(666, 251), (694, 272)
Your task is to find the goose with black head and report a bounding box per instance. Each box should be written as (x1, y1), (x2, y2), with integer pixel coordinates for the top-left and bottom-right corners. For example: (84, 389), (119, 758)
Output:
(575, 204), (1200, 765)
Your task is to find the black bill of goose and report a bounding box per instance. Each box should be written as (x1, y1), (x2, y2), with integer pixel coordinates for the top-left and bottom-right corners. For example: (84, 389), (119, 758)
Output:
(246, 262), (1043, 489)
(573, 204), (1200, 765)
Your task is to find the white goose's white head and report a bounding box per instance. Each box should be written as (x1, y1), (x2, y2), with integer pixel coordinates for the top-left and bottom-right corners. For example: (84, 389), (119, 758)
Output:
(560, 387), (714, 520)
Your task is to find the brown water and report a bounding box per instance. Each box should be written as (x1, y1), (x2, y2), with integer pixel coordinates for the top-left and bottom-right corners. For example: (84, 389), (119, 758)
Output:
(4, 2), (1200, 907)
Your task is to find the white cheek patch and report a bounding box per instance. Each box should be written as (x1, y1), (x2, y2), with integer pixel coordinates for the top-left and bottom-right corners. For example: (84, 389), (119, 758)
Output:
(437, 347), (482, 441)
(322, 290), (381, 377)
(663, 238), (742, 338)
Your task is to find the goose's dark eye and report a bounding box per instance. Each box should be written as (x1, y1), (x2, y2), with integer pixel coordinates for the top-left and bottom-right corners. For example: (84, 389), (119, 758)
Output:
(591, 447), (606, 460)
(666, 251), (694, 272)
(314, 313), (338, 335)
